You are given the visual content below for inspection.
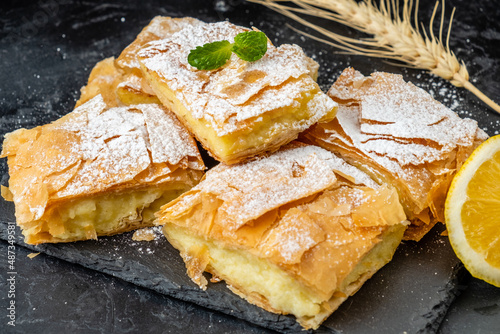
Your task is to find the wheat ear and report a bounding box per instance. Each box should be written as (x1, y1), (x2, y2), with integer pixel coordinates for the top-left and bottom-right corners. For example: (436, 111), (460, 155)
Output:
(249, 0), (500, 114)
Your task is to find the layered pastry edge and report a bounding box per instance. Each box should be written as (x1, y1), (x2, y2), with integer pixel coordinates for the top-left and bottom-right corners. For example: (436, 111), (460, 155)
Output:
(303, 67), (488, 241)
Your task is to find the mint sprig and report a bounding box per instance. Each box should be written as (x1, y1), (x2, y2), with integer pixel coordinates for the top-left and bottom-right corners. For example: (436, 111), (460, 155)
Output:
(188, 40), (233, 71)
(232, 31), (268, 62)
(188, 31), (268, 70)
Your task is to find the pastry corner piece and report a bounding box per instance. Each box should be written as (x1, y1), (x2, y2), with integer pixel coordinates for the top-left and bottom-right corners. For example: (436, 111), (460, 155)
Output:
(0, 95), (205, 244)
(137, 20), (337, 164)
(303, 67), (488, 241)
(75, 17), (202, 108)
(156, 142), (408, 330)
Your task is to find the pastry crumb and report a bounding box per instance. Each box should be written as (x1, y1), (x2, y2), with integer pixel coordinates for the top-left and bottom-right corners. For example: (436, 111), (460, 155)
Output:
(1, 185), (13, 201)
(27, 252), (40, 259)
(132, 228), (156, 241)
(210, 275), (222, 283)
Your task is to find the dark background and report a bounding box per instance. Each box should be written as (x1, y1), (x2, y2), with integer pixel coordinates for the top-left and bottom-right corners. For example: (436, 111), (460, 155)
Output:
(1, 1), (499, 333)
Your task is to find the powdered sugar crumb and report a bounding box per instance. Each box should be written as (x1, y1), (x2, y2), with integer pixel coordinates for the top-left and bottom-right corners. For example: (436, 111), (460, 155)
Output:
(132, 227), (156, 241)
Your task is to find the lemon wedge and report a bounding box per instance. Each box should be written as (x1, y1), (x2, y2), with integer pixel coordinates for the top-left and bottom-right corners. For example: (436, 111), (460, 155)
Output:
(445, 134), (500, 287)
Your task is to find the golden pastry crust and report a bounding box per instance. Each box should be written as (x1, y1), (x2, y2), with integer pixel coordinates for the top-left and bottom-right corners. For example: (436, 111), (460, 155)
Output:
(116, 16), (202, 75)
(137, 21), (337, 164)
(303, 68), (488, 240)
(157, 142), (408, 329)
(1, 95), (205, 244)
(75, 57), (124, 108)
(76, 17), (201, 108)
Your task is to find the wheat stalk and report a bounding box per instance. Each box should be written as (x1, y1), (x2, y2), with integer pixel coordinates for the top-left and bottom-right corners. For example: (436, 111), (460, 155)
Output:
(248, 0), (500, 114)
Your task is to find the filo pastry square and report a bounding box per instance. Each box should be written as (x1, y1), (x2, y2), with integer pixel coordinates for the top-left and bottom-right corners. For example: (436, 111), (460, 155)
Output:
(1, 95), (204, 244)
(137, 21), (338, 164)
(303, 68), (488, 241)
(156, 142), (408, 330)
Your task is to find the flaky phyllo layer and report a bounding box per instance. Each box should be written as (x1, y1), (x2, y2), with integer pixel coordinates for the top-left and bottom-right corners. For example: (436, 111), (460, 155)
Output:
(304, 68), (488, 241)
(1, 95), (204, 244)
(157, 143), (408, 329)
(138, 20), (337, 163)
(76, 17), (200, 108)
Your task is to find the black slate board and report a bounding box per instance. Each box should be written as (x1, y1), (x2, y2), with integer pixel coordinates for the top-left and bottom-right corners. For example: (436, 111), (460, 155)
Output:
(0, 240), (275, 334)
(1, 0), (500, 333)
(0, 212), (465, 334)
(439, 276), (500, 333)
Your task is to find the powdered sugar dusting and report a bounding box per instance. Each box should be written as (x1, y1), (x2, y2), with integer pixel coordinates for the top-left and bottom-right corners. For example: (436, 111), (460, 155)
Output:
(324, 152), (378, 188)
(330, 105), (438, 190)
(138, 21), (336, 136)
(259, 208), (325, 264)
(205, 43), (318, 106)
(117, 74), (142, 91)
(329, 69), (486, 166)
(145, 16), (201, 40)
(46, 95), (203, 198)
(116, 16), (203, 71)
(183, 144), (377, 230)
(140, 103), (201, 166)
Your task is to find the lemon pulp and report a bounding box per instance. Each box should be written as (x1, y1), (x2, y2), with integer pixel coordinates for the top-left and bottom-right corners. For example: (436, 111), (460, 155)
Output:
(462, 149), (500, 268)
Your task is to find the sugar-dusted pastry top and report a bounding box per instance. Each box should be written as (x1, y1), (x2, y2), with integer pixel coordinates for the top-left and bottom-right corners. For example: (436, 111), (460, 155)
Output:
(328, 68), (487, 166)
(116, 16), (203, 73)
(161, 142), (378, 231)
(304, 68), (487, 240)
(1, 95), (204, 225)
(138, 21), (335, 136)
(157, 142), (407, 306)
(77, 17), (202, 108)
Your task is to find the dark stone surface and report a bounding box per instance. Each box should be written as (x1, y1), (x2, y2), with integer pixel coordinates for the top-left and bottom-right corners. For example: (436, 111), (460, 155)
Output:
(1, 0), (499, 333)
(439, 275), (500, 334)
(0, 240), (276, 334)
(0, 207), (468, 334)
(0, 241), (272, 334)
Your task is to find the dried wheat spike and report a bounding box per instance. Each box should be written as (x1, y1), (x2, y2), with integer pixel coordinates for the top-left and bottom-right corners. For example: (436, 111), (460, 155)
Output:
(249, 0), (500, 114)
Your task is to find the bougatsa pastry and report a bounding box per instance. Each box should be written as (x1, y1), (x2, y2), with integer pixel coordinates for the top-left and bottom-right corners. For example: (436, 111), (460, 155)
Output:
(137, 20), (338, 164)
(303, 68), (488, 241)
(1, 95), (204, 244)
(76, 17), (201, 108)
(156, 142), (408, 329)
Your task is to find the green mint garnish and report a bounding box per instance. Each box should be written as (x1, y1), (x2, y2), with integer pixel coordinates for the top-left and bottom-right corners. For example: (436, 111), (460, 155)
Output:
(188, 31), (268, 70)
(232, 31), (268, 62)
(187, 40), (233, 71)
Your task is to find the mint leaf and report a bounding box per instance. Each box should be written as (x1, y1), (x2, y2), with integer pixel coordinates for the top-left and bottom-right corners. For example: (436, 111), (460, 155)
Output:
(187, 30), (269, 71)
(232, 31), (268, 62)
(188, 40), (233, 70)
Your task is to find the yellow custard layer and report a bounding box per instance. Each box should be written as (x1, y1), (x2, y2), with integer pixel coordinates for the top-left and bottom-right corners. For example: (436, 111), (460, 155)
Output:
(24, 184), (188, 244)
(164, 223), (323, 317)
(143, 69), (336, 164)
(163, 223), (405, 325)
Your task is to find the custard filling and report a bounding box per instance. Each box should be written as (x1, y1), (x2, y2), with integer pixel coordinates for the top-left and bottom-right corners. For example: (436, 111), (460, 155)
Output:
(163, 223), (406, 322)
(164, 224), (323, 318)
(24, 184), (188, 243)
(143, 69), (337, 163)
(116, 84), (160, 105)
